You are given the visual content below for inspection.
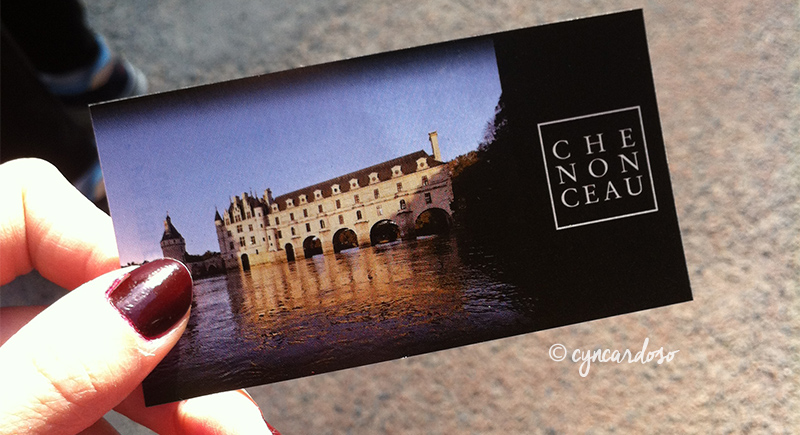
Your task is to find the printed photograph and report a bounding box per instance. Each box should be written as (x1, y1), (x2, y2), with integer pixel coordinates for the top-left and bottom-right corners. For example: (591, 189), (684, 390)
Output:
(93, 11), (692, 405)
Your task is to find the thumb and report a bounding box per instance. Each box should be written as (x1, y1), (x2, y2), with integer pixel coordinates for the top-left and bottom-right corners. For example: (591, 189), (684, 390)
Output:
(0, 259), (192, 435)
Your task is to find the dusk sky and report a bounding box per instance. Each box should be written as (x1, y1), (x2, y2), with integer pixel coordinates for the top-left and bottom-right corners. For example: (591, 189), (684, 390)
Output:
(93, 37), (501, 265)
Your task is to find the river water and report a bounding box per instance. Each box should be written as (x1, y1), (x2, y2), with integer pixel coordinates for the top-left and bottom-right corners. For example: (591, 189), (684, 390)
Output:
(145, 235), (537, 404)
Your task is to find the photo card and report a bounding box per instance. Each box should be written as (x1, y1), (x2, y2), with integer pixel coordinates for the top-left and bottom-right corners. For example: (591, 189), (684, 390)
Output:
(91, 9), (692, 406)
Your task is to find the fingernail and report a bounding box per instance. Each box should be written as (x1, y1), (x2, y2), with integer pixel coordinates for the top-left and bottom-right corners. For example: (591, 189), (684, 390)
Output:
(107, 258), (193, 339)
(266, 421), (282, 435)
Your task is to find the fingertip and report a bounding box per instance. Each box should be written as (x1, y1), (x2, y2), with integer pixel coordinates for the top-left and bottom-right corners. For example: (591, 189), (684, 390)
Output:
(0, 264), (191, 434)
(175, 390), (273, 434)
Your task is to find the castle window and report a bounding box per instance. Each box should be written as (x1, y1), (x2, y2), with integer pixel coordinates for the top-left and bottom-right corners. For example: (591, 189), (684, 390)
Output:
(314, 189), (323, 199)
(305, 223), (311, 232)
(350, 178), (359, 189)
(332, 184), (340, 194)
(268, 235), (272, 241)
(303, 209), (308, 218)
(257, 210), (261, 217)
(318, 204), (324, 213)
(236, 225), (243, 233)
(336, 199), (341, 209)
(225, 217), (230, 225)
(277, 230), (282, 239)
(260, 223), (263, 228)
(250, 236), (256, 245)
(265, 219), (270, 227)
(256, 249), (259, 254)
(374, 188), (380, 199)
(396, 182), (403, 192)
(229, 241), (234, 249)
(369, 172), (379, 184)
(299, 194), (307, 204)
(417, 157), (429, 170)
(271, 204), (279, 212)
(248, 224), (253, 231)
(356, 210), (363, 220)
(320, 220), (326, 229)
(421, 176), (429, 186)
(286, 199), (294, 208)
(354, 194), (360, 204)
(338, 215), (344, 225)
(239, 237), (245, 247)
(227, 230), (232, 237)
(399, 199), (407, 210)
(392, 165), (402, 177)
(289, 212), (295, 221)
(246, 212), (251, 219)
(425, 193), (432, 204)
(275, 217), (280, 225)
(291, 227), (296, 236)
(262, 237), (265, 241)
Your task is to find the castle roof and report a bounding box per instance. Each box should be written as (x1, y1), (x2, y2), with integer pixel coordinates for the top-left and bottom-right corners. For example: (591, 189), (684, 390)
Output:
(224, 192), (267, 218)
(161, 215), (184, 242)
(271, 150), (443, 212)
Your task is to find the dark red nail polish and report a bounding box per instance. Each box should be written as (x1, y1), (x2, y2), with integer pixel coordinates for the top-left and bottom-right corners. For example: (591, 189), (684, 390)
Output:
(266, 421), (281, 435)
(107, 258), (193, 339)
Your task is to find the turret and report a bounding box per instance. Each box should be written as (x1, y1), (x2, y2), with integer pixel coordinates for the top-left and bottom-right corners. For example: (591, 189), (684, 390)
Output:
(160, 214), (186, 261)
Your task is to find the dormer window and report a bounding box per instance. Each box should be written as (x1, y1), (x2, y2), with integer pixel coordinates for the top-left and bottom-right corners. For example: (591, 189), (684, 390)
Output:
(369, 172), (379, 184)
(421, 175), (429, 186)
(271, 204), (279, 212)
(314, 189), (323, 199)
(349, 178), (359, 189)
(299, 194), (307, 204)
(286, 198), (294, 208)
(416, 157), (429, 170)
(331, 184), (340, 195)
(391, 165), (402, 177)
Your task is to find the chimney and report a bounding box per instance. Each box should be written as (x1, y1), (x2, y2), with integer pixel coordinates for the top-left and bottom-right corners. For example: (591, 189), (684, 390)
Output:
(429, 131), (442, 161)
(264, 188), (274, 205)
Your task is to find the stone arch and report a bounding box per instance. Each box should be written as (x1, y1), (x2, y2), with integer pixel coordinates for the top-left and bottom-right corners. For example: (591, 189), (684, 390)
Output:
(241, 253), (250, 271)
(284, 243), (295, 262)
(332, 228), (358, 253)
(414, 208), (451, 237)
(370, 219), (400, 245)
(303, 235), (323, 258)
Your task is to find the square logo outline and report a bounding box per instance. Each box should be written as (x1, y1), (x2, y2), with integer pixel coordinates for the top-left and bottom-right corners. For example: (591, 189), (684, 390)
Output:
(537, 106), (659, 230)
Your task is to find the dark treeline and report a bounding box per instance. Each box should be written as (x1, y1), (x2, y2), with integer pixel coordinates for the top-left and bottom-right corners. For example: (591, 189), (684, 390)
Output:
(448, 93), (546, 257)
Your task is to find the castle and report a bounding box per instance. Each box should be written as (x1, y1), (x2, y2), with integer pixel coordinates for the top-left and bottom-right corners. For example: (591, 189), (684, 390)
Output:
(215, 132), (455, 270)
(161, 214), (225, 278)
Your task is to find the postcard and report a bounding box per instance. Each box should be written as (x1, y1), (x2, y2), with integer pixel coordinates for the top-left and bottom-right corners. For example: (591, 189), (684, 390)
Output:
(91, 10), (692, 406)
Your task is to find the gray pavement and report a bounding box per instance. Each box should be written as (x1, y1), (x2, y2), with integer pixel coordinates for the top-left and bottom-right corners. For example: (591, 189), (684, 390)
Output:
(3, 1), (798, 433)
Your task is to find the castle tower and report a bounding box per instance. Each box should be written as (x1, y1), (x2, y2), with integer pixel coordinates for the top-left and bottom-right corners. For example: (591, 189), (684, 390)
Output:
(160, 214), (186, 261)
(214, 208), (228, 257)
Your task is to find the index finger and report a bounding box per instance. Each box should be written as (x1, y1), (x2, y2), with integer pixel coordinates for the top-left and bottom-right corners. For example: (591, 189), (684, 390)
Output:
(0, 158), (120, 289)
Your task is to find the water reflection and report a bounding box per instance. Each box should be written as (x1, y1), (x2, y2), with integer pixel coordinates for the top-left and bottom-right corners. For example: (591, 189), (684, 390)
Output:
(145, 236), (536, 405)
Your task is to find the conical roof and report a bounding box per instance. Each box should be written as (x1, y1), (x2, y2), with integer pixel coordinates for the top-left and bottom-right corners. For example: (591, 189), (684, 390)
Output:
(161, 215), (184, 242)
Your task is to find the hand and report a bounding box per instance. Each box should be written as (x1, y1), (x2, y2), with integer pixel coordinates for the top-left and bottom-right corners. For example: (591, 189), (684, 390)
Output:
(0, 159), (277, 434)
